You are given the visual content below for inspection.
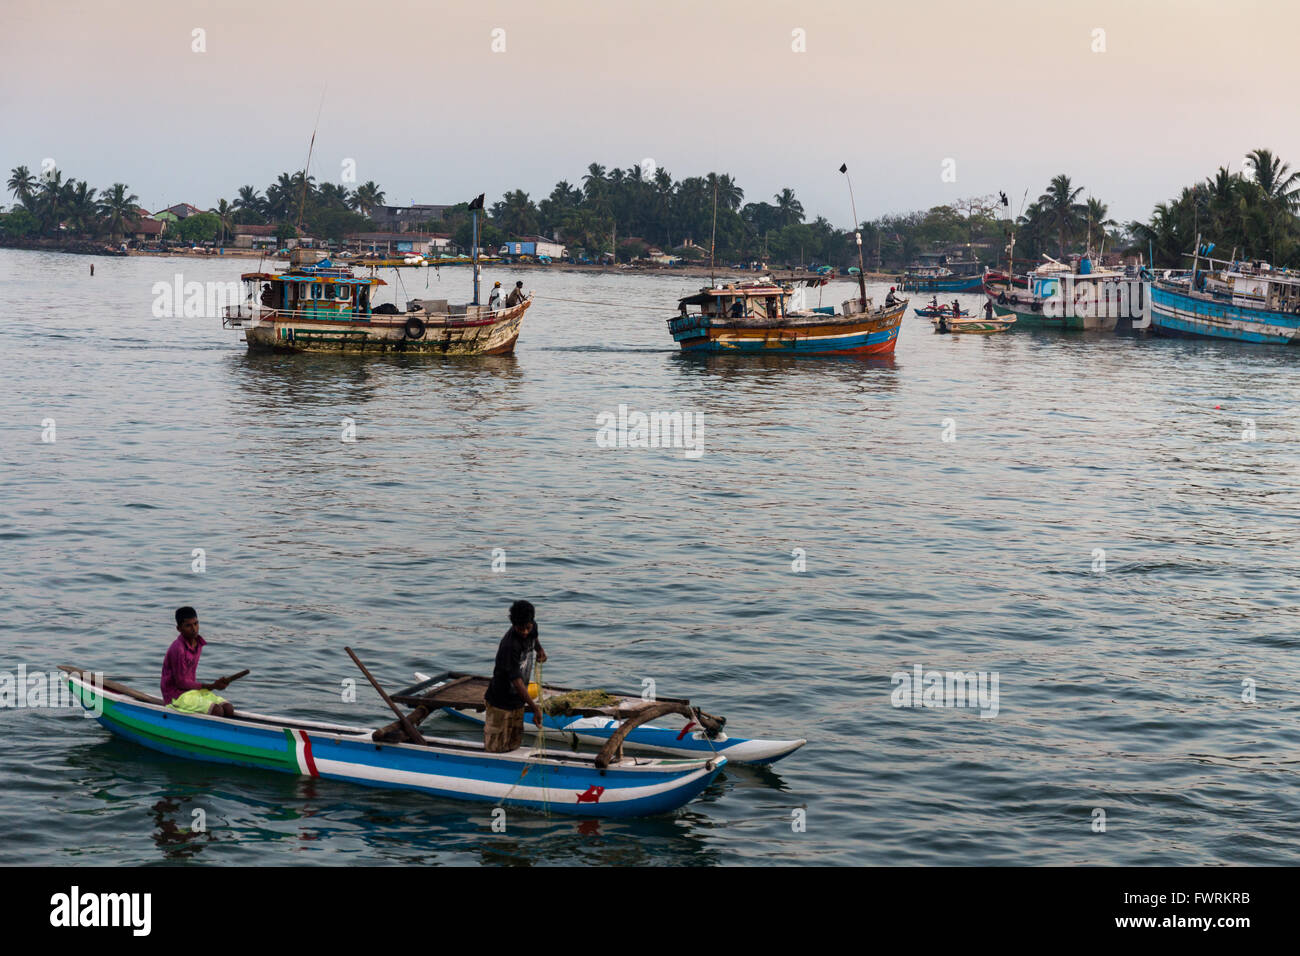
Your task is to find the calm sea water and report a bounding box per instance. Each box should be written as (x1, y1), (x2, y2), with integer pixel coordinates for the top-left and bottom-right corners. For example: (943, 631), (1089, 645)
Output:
(2, 248), (1298, 866)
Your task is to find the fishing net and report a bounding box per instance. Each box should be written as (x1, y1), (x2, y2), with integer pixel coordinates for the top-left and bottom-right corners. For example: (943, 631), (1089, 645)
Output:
(542, 690), (620, 715)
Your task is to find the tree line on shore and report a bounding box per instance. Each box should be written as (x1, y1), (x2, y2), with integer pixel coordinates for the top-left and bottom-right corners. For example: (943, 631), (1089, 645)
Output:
(4, 148), (1298, 270)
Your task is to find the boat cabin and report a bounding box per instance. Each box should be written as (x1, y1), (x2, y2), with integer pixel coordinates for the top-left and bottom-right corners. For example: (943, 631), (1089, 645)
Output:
(239, 259), (386, 321)
(678, 281), (798, 321)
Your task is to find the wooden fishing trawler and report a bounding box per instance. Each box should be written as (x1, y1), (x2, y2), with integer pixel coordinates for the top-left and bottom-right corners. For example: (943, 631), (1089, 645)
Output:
(668, 276), (906, 355)
(1149, 238), (1300, 344)
(899, 265), (984, 293)
(981, 254), (1137, 331)
(222, 250), (530, 355)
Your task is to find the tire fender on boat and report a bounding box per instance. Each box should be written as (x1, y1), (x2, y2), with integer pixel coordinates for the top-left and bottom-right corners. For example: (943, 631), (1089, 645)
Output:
(997, 292), (1008, 305)
(1009, 294), (1020, 305)
(404, 316), (426, 340)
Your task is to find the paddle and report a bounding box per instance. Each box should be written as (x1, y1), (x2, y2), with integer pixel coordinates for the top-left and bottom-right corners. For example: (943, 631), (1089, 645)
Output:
(209, 669), (249, 691)
(345, 647), (427, 746)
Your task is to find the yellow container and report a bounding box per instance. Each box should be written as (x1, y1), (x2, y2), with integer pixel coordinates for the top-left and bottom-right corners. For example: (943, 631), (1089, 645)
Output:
(527, 682), (541, 701)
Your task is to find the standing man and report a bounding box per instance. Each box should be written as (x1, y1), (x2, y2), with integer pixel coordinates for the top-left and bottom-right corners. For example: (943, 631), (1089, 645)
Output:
(482, 600), (547, 753)
(487, 281), (503, 310)
(505, 280), (526, 307)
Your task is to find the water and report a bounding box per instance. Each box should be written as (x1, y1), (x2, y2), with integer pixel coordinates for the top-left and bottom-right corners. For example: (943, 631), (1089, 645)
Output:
(2, 248), (1298, 865)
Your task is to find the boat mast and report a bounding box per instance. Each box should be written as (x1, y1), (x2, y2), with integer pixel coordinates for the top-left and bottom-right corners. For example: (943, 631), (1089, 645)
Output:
(295, 86), (326, 234)
(839, 163), (868, 308)
(469, 193), (484, 304)
(709, 180), (718, 286)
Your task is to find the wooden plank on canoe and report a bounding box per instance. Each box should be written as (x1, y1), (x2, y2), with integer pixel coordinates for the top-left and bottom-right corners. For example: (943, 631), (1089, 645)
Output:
(58, 665), (163, 705)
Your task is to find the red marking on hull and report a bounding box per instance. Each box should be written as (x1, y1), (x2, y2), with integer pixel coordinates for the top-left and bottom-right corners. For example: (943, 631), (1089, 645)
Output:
(298, 730), (319, 777)
(575, 785), (605, 804)
(676, 721), (697, 741)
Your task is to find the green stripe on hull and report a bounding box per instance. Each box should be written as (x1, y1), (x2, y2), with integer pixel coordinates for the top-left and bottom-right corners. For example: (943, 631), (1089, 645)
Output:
(70, 679), (300, 773)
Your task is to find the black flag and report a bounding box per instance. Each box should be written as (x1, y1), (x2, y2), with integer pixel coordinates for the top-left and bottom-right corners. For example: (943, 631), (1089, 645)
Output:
(467, 193), (485, 211)
(838, 163), (848, 174)
(999, 191), (1009, 206)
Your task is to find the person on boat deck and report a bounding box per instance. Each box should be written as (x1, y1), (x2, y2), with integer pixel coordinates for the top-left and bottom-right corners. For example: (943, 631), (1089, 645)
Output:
(505, 280), (526, 308)
(930, 295), (939, 310)
(885, 286), (900, 307)
(260, 283), (274, 307)
(161, 607), (235, 717)
(729, 299), (745, 318)
(952, 299), (961, 318)
(984, 299), (995, 320)
(482, 600), (547, 753)
(487, 281), (503, 310)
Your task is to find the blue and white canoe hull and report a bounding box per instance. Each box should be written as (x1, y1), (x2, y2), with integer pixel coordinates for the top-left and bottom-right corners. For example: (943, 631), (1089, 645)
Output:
(1150, 281), (1300, 344)
(64, 671), (725, 818)
(443, 707), (806, 766)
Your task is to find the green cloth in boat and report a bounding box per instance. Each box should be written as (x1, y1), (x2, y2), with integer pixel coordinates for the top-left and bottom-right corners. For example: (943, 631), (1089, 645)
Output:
(169, 689), (227, 713)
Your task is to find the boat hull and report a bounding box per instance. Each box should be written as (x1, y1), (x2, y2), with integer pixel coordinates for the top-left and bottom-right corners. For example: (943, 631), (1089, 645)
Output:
(442, 707), (806, 766)
(900, 275), (983, 293)
(65, 674), (723, 818)
(669, 302), (906, 355)
(1150, 282), (1300, 344)
(240, 299), (529, 355)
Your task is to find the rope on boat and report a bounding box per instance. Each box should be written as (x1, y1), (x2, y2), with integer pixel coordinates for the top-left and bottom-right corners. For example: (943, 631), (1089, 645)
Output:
(532, 295), (673, 311)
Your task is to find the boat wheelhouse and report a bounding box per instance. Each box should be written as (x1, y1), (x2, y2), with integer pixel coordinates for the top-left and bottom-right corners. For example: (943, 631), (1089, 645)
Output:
(668, 276), (906, 355)
(982, 254), (1138, 331)
(223, 250), (530, 355)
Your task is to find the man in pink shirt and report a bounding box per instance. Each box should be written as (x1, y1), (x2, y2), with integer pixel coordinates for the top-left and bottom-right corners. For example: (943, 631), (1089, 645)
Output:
(161, 607), (235, 717)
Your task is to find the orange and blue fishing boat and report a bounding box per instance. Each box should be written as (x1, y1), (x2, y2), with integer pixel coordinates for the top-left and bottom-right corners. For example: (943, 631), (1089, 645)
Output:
(668, 276), (906, 355)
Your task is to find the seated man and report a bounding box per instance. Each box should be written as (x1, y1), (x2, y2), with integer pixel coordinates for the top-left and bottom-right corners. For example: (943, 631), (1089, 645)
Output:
(505, 280), (526, 307)
(729, 299), (745, 318)
(161, 607), (235, 717)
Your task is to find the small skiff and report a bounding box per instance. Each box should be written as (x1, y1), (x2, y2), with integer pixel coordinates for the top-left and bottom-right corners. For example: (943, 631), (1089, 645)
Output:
(61, 667), (725, 818)
(405, 671), (807, 766)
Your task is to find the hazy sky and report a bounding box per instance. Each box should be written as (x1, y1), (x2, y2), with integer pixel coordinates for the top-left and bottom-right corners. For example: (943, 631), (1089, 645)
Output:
(3, 0), (1297, 227)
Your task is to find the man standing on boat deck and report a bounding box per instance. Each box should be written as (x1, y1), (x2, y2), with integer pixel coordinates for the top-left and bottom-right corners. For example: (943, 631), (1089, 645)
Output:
(488, 281), (503, 311)
(505, 280), (526, 308)
(482, 600), (546, 753)
(161, 607), (235, 717)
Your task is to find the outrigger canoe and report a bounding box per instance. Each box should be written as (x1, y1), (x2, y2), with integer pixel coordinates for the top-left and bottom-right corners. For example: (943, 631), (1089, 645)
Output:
(403, 671), (807, 766)
(60, 666), (725, 818)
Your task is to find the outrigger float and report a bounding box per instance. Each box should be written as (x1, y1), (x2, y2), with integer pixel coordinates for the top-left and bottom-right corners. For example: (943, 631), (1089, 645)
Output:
(404, 671), (807, 766)
(669, 276), (906, 355)
(60, 656), (726, 818)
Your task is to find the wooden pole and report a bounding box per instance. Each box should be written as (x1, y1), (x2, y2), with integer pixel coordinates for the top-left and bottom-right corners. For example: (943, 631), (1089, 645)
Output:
(345, 647), (427, 745)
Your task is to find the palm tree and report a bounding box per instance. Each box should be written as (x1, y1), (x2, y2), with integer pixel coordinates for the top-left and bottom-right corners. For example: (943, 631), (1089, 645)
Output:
(36, 169), (67, 236)
(68, 180), (99, 236)
(98, 183), (140, 242)
(348, 181), (386, 219)
(1037, 174), (1086, 257)
(210, 199), (234, 244)
(234, 185), (266, 220)
(1083, 196), (1116, 251)
(1245, 148), (1300, 260)
(492, 190), (539, 237)
(707, 172), (743, 211)
(582, 163), (607, 202)
(7, 166), (37, 211)
(773, 188), (805, 228)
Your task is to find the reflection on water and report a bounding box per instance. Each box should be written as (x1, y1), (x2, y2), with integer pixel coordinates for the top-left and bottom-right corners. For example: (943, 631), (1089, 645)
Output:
(5, 252), (1300, 865)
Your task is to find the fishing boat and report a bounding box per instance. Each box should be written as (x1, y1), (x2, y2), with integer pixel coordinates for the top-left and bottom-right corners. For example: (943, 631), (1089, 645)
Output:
(899, 265), (984, 293)
(60, 665), (725, 818)
(405, 671), (806, 766)
(668, 276), (906, 355)
(914, 303), (973, 319)
(1149, 239), (1300, 343)
(222, 251), (530, 355)
(932, 310), (1016, 335)
(981, 253), (1137, 331)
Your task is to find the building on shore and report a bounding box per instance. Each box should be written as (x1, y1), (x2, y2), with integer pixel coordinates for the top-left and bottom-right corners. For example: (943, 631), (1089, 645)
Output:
(154, 202), (204, 220)
(500, 235), (566, 259)
(368, 204), (451, 233)
(232, 223), (278, 249)
(346, 231), (454, 256)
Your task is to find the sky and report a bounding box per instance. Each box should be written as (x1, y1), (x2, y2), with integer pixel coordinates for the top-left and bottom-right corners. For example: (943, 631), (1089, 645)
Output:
(2, 0), (1298, 227)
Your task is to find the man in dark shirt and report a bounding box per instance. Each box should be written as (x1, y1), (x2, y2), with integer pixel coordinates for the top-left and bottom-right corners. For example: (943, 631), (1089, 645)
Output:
(483, 600), (547, 753)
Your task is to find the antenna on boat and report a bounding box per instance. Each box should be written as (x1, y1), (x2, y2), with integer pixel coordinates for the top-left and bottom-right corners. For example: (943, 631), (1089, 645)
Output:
(839, 163), (868, 309)
(295, 84), (327, 233)
(468, 193), (485, 304)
